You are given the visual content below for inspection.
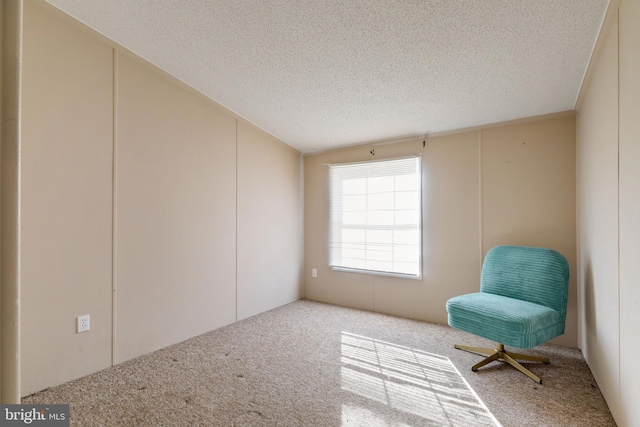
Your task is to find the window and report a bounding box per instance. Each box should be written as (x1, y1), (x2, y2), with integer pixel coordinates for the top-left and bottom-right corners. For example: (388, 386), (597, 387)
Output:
(328, 156), (422, 278)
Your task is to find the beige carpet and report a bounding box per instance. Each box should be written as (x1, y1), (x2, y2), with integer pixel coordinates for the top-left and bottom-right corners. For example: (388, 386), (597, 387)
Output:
(24, 300), (615, 426)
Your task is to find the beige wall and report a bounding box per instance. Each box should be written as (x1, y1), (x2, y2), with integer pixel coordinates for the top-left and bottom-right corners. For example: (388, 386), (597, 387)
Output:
(482, 119), (578, 346)
(115, 52), (238, 363)
(16, 1), (303, 395)
(577, 1), (640, 425)
(21, 0), (114, 394)
(618, 1), (640, 425)
(576, 15), (620, 421)
(237, 122), (303, 321)
(304, 114), (577, 347)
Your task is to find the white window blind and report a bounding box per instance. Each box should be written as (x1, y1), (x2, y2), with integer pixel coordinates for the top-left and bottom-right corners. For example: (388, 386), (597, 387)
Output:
(328, 156), (422, 278)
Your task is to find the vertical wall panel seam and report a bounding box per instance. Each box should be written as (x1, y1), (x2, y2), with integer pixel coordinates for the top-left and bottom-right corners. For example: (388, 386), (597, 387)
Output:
(235, 119), (238, 322)
(478, 130), (483, 270)
(575, 114), (581, 351)
(616, 5), (622, 415)
(300, 153), (305, 299)
(14, 0), (23, 402)
(111, 49), (119, 367)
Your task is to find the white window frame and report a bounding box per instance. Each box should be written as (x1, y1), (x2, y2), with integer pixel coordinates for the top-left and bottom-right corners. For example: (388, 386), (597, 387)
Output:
(328, 156), (422, 279)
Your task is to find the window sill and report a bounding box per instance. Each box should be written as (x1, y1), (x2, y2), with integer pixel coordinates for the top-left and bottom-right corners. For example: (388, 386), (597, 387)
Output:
(330, 266), (422, 280)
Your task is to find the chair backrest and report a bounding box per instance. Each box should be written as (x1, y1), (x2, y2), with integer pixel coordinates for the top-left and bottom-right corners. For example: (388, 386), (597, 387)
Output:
(481, 246), (569, 318)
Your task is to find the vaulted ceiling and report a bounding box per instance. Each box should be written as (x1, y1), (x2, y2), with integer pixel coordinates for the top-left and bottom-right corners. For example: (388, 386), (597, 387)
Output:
(45, 0), (609, 153)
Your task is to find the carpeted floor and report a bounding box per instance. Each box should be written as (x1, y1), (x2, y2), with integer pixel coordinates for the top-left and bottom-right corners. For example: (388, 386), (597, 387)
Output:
(24, 300), (616, 426)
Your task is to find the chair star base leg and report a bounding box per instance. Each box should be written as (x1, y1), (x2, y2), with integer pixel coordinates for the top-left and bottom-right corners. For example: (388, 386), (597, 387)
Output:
(454, 343), (548, 384)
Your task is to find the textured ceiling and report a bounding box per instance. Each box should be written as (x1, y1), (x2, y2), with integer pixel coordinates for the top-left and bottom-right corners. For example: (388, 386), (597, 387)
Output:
(45, 0), (608, 153)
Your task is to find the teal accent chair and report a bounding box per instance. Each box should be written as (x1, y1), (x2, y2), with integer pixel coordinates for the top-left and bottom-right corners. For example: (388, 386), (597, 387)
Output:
(446, 245), (569, 384)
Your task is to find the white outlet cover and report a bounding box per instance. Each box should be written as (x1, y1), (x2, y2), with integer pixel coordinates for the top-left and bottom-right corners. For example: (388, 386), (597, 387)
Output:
(77, 314), (90, 333)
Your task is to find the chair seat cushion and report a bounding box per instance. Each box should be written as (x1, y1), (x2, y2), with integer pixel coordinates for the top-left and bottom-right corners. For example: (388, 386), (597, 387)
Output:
(446, 292), (563, 349)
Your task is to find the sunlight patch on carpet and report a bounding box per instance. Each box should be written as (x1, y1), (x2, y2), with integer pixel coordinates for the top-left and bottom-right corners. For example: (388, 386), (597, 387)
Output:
(340, 332), (502, 427)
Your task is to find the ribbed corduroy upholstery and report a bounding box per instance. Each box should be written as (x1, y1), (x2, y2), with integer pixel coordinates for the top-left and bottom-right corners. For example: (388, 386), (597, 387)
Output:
(446, 246), (569, 349)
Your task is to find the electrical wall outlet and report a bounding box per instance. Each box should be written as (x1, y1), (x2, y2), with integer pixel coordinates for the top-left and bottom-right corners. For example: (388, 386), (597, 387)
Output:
(312, 268), (317, 278)
(77, 315), (90, 333)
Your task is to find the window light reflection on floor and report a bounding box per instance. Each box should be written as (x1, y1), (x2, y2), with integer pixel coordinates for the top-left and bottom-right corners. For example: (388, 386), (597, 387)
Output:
(340, 332), (502, 427)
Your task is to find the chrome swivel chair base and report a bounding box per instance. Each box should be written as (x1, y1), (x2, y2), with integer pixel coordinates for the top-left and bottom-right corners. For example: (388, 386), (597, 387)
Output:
(454, 343), (549, 384)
